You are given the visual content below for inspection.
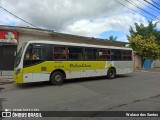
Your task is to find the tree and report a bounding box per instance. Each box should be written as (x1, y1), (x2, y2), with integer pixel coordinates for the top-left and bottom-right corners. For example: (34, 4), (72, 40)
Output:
(128, 21), (160, 67)
(127, 21), (160, 44)
(130, 34), (160, 62)
(108, 35), (117, 41)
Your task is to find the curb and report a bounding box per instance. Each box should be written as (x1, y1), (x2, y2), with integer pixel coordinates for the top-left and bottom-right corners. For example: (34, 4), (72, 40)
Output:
(134, 70), (160, 73)
(0, 80), (14, 85)
(0, 76), (14, 85)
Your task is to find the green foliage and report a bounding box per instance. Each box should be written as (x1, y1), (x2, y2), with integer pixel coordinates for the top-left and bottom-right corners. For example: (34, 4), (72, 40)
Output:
(128, 21), (160, 62)
(108, 35), (117, 41)
(130, 34), (160, 61)
(127, 21), (160, 45)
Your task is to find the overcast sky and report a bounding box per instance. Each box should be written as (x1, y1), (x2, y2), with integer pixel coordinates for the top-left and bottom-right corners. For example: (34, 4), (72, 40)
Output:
(0, 0), (159, 42)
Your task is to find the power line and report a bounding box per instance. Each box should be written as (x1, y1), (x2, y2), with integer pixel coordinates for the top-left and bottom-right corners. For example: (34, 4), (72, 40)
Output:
(114, 0), (153, 21)
(0, 4), (40, 28)
(144, 0), (160, 11)
(136, 0), (160, 13)
(151, 0), (160, 7)
(126, 0), (159, 19)
(130, 0), (160, 20)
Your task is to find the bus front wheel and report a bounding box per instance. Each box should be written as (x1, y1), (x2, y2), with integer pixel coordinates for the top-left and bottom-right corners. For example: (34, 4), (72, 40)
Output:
(50, 71), (64, 85)
(107, 68), (116, 79)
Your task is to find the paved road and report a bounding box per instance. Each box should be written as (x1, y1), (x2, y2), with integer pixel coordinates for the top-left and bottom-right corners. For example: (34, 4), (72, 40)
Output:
(0, 71), (160, 120)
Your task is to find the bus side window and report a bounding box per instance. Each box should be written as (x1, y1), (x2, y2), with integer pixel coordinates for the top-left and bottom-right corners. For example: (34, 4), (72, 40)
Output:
(53, 46), (67, 60)
(32, 49), (41, 60)
(25, 52), (30, 60)
(24, 44), (32, 60)
(111, 49), (122, 60)
(122, 50), (132, 60)
(85, 48), (97, 60)
(98, 51), (103, 59)
(98, 49), (111, 60)
(68, 47), (84, 60)
(24, 45), (44, 60)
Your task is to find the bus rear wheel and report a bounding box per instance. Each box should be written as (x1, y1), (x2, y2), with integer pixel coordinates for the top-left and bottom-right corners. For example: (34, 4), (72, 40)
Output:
(107, 68), (116, 79)
(50, 71), (64, 85)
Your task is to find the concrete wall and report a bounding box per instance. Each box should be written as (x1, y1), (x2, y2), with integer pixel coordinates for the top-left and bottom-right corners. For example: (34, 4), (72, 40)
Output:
(18, 33), (53, 49)
(133, 53), (142, 69)
(133, 52), (160, 69)
(152, 59), (160, 68)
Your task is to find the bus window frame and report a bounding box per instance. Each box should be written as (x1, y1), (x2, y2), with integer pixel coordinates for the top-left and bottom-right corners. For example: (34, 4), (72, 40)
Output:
(121, 50), (132, 61)
(98, 49), (111, 60)
(68, 46), (85, 61)
(53, 46), (67, 61)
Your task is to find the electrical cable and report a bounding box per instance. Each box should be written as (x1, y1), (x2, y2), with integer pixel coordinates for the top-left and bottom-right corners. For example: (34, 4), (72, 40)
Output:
(136, 0), (160, 13)
(0, 4), (40, 28)
(150, 0), (160, 7)
(114, 0), (154, 21)
(126, 0), (159, 19)
(144, 0), (160, 11)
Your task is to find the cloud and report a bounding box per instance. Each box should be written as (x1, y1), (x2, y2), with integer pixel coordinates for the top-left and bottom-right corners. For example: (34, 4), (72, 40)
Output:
(0, 0), (136, 29)
(61, 13), (148, 38)
(0, 0), (150, 41)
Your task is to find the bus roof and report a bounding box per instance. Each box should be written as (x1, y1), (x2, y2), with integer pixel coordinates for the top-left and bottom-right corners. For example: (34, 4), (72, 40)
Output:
(27, 40), (132, 50)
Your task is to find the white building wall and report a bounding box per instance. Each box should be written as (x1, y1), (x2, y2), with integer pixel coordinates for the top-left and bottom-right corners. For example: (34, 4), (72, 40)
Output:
(18, 33), (53, 49)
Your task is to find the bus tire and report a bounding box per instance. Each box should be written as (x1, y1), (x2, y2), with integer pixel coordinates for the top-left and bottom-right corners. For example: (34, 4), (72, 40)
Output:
(50, 71), (64, 85)
(107, 68), (116, 79)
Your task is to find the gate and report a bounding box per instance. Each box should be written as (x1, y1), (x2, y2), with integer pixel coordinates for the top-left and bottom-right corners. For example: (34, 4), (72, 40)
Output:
(0, 44), (17, 76)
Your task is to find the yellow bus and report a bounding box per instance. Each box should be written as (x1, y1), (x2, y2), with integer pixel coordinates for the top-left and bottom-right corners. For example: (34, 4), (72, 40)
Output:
(14, 41), (133, 85)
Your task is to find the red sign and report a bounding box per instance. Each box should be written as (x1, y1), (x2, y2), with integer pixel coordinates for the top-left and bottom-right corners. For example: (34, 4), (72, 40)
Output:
(0, 31), (18, 43)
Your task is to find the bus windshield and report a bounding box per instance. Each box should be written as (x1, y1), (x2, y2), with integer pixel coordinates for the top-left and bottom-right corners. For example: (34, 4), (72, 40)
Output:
(14, 43), (27, 67)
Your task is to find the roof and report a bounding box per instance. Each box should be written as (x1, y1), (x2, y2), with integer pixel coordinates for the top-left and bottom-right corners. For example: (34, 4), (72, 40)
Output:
(0, 25), (128, 46)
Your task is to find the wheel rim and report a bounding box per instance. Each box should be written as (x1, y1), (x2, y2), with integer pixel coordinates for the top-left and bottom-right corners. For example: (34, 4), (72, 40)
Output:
(55, 75), (62, 82)
(110, 70), (115, 78)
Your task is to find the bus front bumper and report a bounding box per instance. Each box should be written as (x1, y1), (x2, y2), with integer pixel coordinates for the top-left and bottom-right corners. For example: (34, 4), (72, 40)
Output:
(14, 72), (23, 84)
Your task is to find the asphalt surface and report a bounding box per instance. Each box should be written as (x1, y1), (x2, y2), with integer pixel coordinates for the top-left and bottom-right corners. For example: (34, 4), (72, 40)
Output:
(0, 71), (160, 120)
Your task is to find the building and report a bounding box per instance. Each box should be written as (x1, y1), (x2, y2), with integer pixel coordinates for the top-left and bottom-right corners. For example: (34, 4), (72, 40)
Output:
(0, 25), (128, 76)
